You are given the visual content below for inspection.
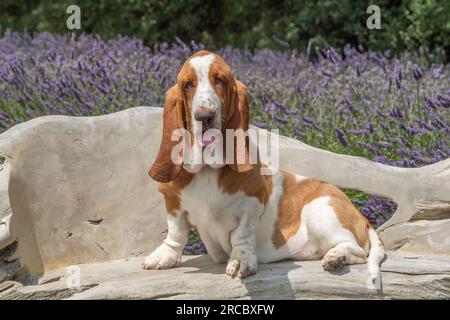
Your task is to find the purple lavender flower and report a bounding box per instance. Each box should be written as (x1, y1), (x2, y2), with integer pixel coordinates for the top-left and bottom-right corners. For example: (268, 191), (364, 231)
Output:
(437, 94), (450, 108)
(295, 81), (302, 94)
(424, 97), (437, 109)
(356, 64), (361, 77)
(395, 76), (402, 89)
(274, 114), (289, 124)
(326, 48), (340, 64)
(390, 107), (403, 118)
(432, 64), (443, 79)
(342, 99), (356, 112)
(397, 66), (403, 82)
(412, 66), (423, 81)
(321, 70), (333, 77)
(306, 39), (312, 57)
(335, 128), (349, 146)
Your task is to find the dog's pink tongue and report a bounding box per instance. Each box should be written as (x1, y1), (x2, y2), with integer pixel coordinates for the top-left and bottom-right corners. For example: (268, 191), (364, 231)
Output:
(201, 135), (215, 147)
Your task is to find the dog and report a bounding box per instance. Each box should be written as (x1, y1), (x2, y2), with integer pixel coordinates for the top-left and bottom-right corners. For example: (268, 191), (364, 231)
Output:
(143, 50), (385, 285)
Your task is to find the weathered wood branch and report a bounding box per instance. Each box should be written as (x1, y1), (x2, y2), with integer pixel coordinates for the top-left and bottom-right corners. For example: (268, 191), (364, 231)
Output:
(0, 154), (13, 248)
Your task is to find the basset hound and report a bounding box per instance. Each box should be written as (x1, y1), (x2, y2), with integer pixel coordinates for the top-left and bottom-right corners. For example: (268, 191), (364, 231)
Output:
(144, 50), (385, 286)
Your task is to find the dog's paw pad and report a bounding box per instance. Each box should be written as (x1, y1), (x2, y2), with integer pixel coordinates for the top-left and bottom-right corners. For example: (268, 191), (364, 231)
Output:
(322, 253), (346, 272)
(226, 259), (257, 279)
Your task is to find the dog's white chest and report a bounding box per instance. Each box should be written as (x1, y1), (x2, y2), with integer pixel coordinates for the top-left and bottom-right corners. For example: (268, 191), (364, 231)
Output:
(179, 167), (247, 251)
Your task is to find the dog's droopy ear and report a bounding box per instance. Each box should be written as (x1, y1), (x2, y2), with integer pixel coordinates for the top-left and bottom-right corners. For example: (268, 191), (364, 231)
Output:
(227, 80), (253, 173)
(149, 86), (185, 182)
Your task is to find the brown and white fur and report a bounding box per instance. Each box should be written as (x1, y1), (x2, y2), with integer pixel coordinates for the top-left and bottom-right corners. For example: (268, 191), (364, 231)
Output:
(144, 50), (385, 286)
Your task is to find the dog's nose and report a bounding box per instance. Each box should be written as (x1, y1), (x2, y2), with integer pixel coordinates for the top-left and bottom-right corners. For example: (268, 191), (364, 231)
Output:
(194, 108), (216, 129)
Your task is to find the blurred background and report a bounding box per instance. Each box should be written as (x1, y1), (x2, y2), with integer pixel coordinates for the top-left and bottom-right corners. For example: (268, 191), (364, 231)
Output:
(1, 0), (449, 62)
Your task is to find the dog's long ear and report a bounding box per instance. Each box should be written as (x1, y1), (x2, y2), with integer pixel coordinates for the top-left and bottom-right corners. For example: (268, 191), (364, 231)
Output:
(149, 85), (185, 182)
(226, 80), (253, 173)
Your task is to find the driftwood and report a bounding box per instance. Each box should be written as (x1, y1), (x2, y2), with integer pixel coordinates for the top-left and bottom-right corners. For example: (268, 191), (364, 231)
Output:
(0, 107), (448, 298)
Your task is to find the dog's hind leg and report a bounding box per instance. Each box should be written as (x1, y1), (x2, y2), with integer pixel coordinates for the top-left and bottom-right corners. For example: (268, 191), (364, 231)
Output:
(321, 241), (367, 271)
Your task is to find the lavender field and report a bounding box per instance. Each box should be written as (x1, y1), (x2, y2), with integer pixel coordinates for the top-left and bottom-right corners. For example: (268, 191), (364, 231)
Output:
(0, 31), (449, 255)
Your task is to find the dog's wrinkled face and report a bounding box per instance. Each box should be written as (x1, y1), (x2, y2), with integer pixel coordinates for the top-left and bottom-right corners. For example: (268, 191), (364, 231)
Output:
(177, 51), (234, 147)
(149, 50), (251, 183)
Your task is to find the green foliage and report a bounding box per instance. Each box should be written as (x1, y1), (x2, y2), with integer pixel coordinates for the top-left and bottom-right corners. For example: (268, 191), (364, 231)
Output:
(1, 0), (449, 60)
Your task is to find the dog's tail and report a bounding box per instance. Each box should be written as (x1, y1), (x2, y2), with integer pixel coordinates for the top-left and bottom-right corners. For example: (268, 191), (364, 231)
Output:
(366, 227), (385, 289)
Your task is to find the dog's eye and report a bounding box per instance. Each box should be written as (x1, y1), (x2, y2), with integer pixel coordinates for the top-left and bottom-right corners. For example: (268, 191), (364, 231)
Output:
(214, 77), (224, 86)
(184, 81), (194, 90)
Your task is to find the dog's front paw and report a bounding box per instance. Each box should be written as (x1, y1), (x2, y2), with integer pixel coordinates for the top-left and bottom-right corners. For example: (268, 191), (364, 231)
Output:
(226, 254), (257, 279)
(143, 244), (180, 270)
